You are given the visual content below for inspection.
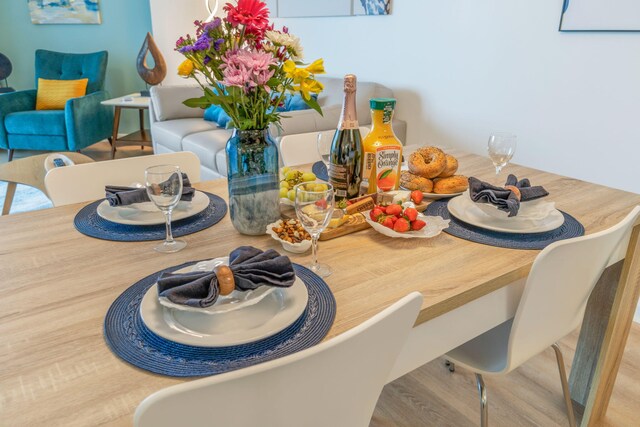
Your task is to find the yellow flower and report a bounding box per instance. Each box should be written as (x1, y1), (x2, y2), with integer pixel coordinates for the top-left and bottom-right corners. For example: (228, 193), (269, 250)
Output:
(296, 79), (324, 100)
(283, 60), (310, 83)
(177, 59), (194, 77)
(305, 58), (325, 75)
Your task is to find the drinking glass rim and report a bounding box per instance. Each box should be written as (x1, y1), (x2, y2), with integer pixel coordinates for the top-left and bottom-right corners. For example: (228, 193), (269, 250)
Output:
(293, 182), (334, 194)
(489, 132), (517, 139)
(145, 164), (182, 175)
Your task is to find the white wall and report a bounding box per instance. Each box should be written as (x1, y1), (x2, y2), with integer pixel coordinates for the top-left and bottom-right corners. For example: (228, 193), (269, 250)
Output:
(149, 0), (640, 322)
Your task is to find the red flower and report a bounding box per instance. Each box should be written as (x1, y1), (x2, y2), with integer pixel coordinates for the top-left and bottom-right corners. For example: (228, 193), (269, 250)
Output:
(224, 0), (270, 36)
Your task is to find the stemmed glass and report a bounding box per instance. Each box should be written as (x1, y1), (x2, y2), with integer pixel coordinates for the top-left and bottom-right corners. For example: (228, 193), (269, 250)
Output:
(145, 165), (187, 253)
(294, 182), (335, 277)
(487, 132), (517, 176)
(316, 130), (335, 168)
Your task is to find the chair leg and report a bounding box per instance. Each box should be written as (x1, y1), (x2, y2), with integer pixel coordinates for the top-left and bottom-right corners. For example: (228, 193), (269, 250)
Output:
(551, 343), (577, 427)
(445, 359), (456, 373)
(476, 373), (488, 427)
(7, 149), (14, 162)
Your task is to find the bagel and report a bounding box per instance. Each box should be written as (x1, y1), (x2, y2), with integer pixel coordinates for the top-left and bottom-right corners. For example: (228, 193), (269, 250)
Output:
(437, 154), (459, 178)
(400, 171), (434, 193)
(408, 146), (446, 179)
(433, 175), (469, 194)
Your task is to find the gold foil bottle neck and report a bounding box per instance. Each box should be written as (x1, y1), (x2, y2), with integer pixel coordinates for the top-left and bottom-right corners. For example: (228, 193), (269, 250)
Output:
(343, 74), (357, 93)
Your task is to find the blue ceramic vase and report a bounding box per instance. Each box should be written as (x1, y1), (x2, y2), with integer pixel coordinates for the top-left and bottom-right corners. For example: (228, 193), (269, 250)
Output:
(225, 128), (280, 235)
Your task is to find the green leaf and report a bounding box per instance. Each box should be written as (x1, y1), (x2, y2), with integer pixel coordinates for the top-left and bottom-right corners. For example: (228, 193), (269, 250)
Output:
(182, 96), (211, 109)
(380, 169), (393, 179)
(303, 96), (323, 116)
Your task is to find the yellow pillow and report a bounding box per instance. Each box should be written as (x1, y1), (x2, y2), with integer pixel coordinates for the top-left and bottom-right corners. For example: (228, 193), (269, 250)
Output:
(36, 78), (89, 110)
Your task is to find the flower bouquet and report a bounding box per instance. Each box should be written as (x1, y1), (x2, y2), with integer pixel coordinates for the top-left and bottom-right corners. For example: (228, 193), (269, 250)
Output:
(175, 0), (325, 130)
(174, 0), (326, 236)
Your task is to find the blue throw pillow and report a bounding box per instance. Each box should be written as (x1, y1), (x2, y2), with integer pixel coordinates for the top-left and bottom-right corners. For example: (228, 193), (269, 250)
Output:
(286, 93), (316, 111)
(204, 105), (231, 128)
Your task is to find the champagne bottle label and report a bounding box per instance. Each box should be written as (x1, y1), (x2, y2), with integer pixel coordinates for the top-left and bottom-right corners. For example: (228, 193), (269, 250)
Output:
(329, 163), (348, 198)
(375, 146), (401, 192)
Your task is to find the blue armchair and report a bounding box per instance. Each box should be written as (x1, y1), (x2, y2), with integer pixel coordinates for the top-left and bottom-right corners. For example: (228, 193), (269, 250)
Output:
(0, 50), (113, 161)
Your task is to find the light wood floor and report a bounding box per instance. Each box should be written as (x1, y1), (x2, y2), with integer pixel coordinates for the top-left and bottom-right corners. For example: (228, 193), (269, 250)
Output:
(371, 323), (640, 427)
(0, 139), (151, 163)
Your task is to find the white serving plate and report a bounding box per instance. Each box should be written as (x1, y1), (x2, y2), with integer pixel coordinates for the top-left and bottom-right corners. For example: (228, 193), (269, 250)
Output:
(97, 190), (209, 225)
(447, 194), (565, 234)
(364, 203), (450, 239)
(400, 187), (464, 200)
(139, 257), (308, 347)
(265, 221), (312, 254)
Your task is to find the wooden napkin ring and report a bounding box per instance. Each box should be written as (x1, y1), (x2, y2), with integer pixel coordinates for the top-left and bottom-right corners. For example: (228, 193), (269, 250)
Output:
(215, 265), (235, 296)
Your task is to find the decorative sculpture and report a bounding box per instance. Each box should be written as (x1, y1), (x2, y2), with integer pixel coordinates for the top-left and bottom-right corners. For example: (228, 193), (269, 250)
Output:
(0, 52), (14, 93)
(136, 32), (167, 97)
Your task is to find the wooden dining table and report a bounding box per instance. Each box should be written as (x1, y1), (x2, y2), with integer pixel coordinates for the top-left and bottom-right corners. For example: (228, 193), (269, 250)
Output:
(1, 150), (639, 427)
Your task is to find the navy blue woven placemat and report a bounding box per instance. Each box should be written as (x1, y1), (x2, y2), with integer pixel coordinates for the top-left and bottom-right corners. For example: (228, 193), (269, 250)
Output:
(312, 161), (329, 182)
(104, 261), (336, 377)
(425, 199), (585, 250)
(74, 192), (227, 242)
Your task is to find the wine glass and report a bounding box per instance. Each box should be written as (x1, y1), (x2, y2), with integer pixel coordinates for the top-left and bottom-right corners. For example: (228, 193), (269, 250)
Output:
(487, 132), (517, 175)
(294, 182), (335, 277)
(316, 130), (335, 168)
(145, 165), (187, 253)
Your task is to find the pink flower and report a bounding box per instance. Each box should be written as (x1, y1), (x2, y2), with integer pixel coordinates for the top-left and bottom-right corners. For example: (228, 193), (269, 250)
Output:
(221, 49), (276, 90)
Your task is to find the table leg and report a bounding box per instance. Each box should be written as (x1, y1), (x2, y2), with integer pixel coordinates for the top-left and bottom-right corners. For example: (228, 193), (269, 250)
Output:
(111, 106), (121, 159)
(569, 224), (640, 426)
(139, 109), (145, 150)
(2, 182), (17, 215)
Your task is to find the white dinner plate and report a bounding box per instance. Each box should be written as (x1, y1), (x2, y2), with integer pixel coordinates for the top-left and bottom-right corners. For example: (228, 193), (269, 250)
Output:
(400, 187), (464, 200)
(447, 194), (565, 234)
(97, 190), (209, 225)
(139, 259), (309, 347)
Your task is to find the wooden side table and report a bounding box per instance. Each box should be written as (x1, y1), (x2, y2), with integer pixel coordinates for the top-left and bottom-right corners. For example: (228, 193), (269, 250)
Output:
(101, 93), (153, 159)
(0, 152), (94, 215)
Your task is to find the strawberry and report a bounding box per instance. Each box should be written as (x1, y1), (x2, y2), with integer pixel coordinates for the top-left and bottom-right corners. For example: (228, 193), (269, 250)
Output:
(315, 199), (328, 209)
(385, 204), (403, 217)
(377, 205), (387, 214)
(389, 215), (398, 224)
(404, 207), (418, 222)
(411, 219), (426, 231)
(393, 217), (410, 232)
(411, 190), (424, 204)
(380, 216), (395, 229)
(369, 207), (384, 222)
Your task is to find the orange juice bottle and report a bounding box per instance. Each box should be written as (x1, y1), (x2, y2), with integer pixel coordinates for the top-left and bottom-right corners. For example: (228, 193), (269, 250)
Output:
(362, 98), (402, 193)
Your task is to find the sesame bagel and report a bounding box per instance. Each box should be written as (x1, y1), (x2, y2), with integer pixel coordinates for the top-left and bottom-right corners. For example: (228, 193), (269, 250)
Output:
(437, 154), (459, 178)
(433, 175), (469, 194)
(400, 171), (434, 193)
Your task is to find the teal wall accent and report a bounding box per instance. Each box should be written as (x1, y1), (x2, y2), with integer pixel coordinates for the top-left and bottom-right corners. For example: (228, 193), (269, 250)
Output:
(0, 0), (152, 134)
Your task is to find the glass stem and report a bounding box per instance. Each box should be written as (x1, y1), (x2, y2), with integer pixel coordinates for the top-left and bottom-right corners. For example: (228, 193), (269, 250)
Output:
(311, 234), (319, 268)
(164, 209), (174, 244)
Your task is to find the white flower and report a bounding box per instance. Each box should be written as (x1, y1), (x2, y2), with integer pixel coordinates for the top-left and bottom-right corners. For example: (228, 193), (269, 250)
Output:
(265, 30), (304, 61)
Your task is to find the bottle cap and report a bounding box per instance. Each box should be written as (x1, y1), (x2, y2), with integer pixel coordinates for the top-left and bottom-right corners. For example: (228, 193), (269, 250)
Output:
(370, 98), (396, 110)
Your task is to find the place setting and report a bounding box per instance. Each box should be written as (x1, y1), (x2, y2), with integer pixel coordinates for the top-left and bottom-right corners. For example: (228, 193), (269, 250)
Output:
(74, 165), (227, 245)
(104, 245), (336, 377)
(425, 133), (585, 249)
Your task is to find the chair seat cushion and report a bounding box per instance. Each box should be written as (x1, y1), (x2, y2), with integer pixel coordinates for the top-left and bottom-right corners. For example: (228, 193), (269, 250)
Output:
(5, 110), (67, 136)
(181, 129), (233, 174)
(151, 118), (219, 152)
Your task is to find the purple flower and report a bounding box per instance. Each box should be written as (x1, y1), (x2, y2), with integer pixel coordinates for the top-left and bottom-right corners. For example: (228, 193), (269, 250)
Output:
(214, 38), (224, 51)
(204, 56), (212, 65)
(203, 18), (222, 32)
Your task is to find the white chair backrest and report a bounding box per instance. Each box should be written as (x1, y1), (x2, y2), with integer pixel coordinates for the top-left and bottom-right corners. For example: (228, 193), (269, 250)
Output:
(45, 152), (201, 207)
(134, 292), (423, 427)
(506, 206), (640, 370)
(280, 127), (370, 167)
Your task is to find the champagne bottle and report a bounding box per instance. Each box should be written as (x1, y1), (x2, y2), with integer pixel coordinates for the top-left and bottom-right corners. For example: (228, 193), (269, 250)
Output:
(329, 74), (363, 206)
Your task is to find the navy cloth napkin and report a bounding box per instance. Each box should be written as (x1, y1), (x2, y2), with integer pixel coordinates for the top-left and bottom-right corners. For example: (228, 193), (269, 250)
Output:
(468, 174), (549, 217)
(105, 173), (195, 207)
(157, 246), (296, 308)
(504, 174), (549, 202)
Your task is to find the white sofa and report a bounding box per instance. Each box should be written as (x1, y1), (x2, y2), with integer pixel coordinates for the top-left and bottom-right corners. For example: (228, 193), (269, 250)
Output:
(149, 77), (407, 180)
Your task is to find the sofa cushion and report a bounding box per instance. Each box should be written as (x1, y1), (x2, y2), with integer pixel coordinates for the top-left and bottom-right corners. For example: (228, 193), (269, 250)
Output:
(181, 129), (233, 174)
(5, 110), (67, 136)
(151, 118), (219, 152)
(215, 148), (228, 177)
(150, 85), (207, 122)
(204, 105), (232, 127)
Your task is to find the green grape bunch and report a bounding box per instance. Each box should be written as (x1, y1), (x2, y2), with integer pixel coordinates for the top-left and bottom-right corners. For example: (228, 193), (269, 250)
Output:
(279, 167), (318, 201)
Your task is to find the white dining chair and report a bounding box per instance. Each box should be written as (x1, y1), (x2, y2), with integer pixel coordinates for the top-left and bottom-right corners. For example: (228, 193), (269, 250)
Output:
(44, 152), (201, 207)
(444, 206), (640, 427)
(279, 127), (370, 166)
(134, 292), (423, 427)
